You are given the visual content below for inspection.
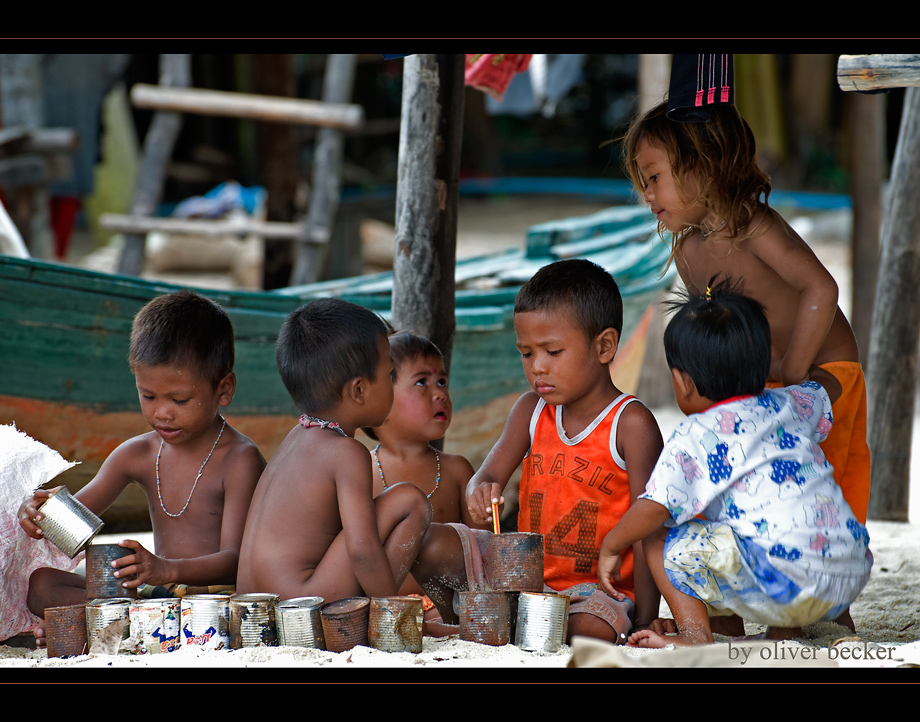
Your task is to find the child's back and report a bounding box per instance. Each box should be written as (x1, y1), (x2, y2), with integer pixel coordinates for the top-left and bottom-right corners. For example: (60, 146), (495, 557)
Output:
(237, 420), (383, 599)
(598, 278), (872, 647)
(236, 299), (431, 603)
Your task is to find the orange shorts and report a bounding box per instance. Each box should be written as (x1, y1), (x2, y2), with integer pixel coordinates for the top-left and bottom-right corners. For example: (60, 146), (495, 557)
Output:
(769, 362), (871, 523)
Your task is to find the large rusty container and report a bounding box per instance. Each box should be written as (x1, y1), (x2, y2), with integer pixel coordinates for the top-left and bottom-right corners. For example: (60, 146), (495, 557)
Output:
(490, 532), (544, 592)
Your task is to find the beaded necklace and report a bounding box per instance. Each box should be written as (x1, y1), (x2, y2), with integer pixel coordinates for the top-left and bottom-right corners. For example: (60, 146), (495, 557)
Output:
(698, 218), (727, 239)
(373, 444), (440, 499)
(156, 416), (226, 518)
(299, 414), (347, 437)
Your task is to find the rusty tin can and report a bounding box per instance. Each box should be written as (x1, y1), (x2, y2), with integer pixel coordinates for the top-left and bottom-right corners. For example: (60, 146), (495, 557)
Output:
(320, 596), (370, 652)
(85, 543), (136, 600)
(85, 598), (132, 655)
(368, 596), (424, 653)
(275, 596), (325, 649)
(45, 603), (87, 658)
(229, 593), (280, 648)
(459, 590), (512, 646)
(490, 532), (544, 592)
(514, 591), (570, 652)
(180, 593), (231, 650)
(129, 598), (181, 654)
(35, 487), (104, 559)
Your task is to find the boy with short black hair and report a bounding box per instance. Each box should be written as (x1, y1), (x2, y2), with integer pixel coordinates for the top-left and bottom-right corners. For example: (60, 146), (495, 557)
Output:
(19, 290), (265, 644)
(415, 259), (665, 643)
(236, 298), (431, 602)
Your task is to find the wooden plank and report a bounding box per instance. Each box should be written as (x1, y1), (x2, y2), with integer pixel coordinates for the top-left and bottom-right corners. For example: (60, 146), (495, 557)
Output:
(837, 54), (920, 92)
(130, 83), (365, 130)
(866, 86), (920, 521)
(99, 213), (310, 241)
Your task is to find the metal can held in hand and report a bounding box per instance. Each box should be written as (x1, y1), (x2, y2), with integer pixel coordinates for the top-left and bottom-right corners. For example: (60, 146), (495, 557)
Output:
(35, 487), (104, 559)
(86, 543), (136, 600)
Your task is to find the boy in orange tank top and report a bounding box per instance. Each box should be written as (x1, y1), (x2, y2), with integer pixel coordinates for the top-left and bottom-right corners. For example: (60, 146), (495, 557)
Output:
(414, 259), (665, 643)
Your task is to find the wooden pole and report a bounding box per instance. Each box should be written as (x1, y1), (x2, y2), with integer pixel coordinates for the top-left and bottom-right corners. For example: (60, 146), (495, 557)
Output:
(391, 54), (465, 376)
(635, 54), (676, 407)
(847, 91), (884, 364)
(866, 86), (920, 521)
(290, 54), (357, 286)
(117, 54), (190, 277)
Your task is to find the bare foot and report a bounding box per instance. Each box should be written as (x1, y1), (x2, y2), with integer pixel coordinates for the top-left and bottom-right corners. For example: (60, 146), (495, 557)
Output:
(627, 628), (713, 648)
(32, 624), (47, 649)
(833, 608), (856, 633)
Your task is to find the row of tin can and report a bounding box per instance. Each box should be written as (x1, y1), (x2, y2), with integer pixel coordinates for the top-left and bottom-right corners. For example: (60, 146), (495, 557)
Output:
(37, 492), (568, 655)
(46, 590), (570, 658)
(44, 593), (424, 657)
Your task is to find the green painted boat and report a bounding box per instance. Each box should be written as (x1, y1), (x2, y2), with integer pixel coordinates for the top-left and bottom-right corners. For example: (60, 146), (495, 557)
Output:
(1, 202), (673, 527)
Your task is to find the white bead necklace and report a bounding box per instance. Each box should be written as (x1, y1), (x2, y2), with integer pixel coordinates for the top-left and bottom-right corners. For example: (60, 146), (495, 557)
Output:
(373, 444), (440, 499)
(156, 416), (226, 518)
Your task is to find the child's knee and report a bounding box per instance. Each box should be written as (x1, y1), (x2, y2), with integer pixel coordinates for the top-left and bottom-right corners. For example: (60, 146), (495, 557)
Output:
(382, 481), (432, 524)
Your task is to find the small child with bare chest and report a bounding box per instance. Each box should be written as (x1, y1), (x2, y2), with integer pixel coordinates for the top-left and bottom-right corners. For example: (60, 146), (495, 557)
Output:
(18, 290), (266, 645)
(364, 331), (486, 630)
(236, 299), (432, 603)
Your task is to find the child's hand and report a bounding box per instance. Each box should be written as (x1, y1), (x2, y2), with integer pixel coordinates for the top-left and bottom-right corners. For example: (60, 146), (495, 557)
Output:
(18, 486), (61, 539)
(597, 543), (624, 599)
(112, 539), (173, 590)
(466, 480), (503, 528)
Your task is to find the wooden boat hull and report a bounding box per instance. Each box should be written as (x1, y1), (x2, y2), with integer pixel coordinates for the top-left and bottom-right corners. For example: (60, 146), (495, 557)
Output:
(1, 203), (672, 528)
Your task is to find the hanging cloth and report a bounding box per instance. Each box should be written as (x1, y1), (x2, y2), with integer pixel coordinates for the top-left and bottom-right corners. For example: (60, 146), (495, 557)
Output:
(464, 54), (533, 102)
(667, 53), (734, 122)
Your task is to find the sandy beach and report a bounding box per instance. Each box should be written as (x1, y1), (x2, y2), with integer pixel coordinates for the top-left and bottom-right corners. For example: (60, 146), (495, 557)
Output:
(2, 203), (918, 679)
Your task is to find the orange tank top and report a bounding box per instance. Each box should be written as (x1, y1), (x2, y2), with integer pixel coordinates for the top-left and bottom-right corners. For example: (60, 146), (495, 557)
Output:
(518, 394), (638, 599)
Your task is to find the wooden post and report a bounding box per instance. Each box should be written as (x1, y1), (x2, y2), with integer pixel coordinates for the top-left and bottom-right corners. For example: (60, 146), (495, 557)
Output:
(847, 90), (884, 363)
(391, 54), (465, 375)
(290, 54), (357, 286)
(117, 54), (190, 277)
(866, 86), (920, 521)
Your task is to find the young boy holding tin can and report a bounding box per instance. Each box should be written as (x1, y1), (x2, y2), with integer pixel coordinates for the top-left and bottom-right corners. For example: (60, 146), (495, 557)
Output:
(18, 290), (266, 646)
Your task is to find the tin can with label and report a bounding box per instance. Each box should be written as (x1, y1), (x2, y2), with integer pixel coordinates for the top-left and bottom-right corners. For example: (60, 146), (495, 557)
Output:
(459, 590), (512, 646)
(514, 591), (570, 652)
(368, 596), (424, 653)
(35, 487), (104, 559)
(320, 596), (370, 652)
(86, 543), (136, 600)
(129, 598), (181, 654)
(86, 598), (131, 655)
(275, 596), (325, 649)
(180, 593), (230, 650)
(229, 593), (280, 648)
(490, 532), (544, 592)
(45, 603), (87, 658)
